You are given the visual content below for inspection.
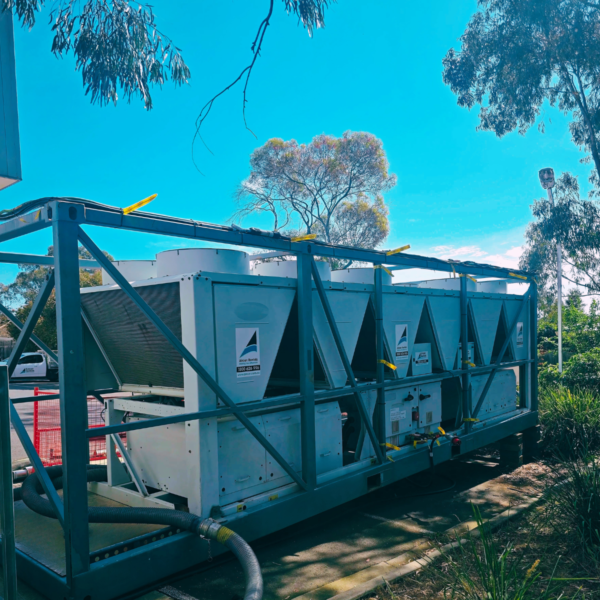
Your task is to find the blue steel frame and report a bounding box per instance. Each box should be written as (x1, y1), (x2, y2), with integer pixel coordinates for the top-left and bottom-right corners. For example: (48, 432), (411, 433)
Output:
(0, 199), (539, 600)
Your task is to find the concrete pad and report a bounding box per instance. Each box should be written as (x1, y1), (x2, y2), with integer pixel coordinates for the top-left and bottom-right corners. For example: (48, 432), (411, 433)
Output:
(148, 458), (545, 600)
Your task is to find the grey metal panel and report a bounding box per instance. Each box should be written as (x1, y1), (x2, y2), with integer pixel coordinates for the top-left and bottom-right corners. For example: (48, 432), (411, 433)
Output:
(0, 9), (21, 189)
(504, 298), (529, 361)
(218, 415), (267, 497)
(81, 282), (183, 388)
(315, 402), (343, 474)
(264, 408), (302, 481)
(417, 382), (442, 430)
(470, 298), (503, 365)
(82, 317), (119, 391)
(313, 289), (370, 388)
(471, 370), (517, 420)
(427, 295), (461, 371)
(385, 385), (417, 446)
(382, 293), (425, 378)
(127, 420), (187, 496)
(213, 283), (295, 404)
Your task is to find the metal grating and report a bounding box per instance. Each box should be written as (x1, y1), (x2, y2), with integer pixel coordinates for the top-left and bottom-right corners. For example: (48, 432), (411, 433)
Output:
(81, 282), (184, 389)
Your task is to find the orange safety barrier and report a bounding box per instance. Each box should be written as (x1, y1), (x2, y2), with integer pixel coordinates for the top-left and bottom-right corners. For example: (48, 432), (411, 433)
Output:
(33, 394), (126, 466)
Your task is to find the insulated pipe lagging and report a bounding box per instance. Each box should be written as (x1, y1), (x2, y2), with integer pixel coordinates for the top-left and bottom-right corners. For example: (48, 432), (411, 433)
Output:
(17, 466), (263, 600)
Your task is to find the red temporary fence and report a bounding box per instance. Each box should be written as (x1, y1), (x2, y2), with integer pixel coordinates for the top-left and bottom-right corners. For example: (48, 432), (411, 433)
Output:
(33, 388), (126, 466)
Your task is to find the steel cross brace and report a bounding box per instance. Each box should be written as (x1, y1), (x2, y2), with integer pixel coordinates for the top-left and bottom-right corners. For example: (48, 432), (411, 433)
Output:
(310, 258), (384, 464)
(4, 272), (65, 526)
(78, 226), (308, 491)
(471, 288), (532, 419)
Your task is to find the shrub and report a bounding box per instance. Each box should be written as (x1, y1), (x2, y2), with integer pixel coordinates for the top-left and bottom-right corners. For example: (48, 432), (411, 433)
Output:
(545, 456), (600, 566)
(562, 349), (600, 393)
(538, 387), (600, 457)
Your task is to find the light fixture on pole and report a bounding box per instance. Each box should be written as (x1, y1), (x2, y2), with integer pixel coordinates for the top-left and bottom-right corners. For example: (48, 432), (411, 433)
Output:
(538, 167), (563, 373)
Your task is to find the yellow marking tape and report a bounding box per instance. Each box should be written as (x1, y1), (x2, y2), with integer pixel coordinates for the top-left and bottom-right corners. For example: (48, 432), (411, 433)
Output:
(437, 426), (446, 435)
(381, 442), (401, 451)
(123, 193), (157, 215)
(387, 455), (395, 463)
(436, 439), (441, 446)
(379, 359), (397, 370)
(463, 360), (476, 368)
(509, 272), (528, 281)
(216, 526), (235, 544)
(269, 494), (279, 501)
(463, 418), (480, 423)
(291, 233), (317, 242)
(236, 504), (244, 513)
(374, 264), (393, 277)
(460, 273), (478, 283)
(386, 244), (410, 256)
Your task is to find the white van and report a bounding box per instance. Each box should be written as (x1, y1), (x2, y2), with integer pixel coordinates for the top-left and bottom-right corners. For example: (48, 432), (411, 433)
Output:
(2, 352), (59, 381)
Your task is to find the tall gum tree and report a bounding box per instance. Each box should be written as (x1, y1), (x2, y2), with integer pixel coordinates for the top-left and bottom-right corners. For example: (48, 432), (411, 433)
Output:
(443, 0), (600, 185)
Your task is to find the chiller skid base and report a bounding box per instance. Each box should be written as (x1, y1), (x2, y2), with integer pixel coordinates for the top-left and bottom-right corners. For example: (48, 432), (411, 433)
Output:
(0, 200), (539, 600)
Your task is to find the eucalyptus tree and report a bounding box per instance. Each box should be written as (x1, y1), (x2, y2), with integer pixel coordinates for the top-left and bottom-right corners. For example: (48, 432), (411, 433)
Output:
(234, 131), (396, 255)
(443, 0), (600, 184)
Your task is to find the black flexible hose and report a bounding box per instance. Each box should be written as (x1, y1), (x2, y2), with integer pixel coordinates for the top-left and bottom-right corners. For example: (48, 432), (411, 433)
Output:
(17, 465), (262, 600)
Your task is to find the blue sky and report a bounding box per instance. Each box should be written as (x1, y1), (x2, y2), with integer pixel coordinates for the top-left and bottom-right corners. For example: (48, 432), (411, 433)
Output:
(0, 0), (593, 286)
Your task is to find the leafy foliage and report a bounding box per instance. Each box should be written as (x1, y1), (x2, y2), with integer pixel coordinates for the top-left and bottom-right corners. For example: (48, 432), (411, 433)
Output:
(546, 455), (600, 566)
(3, 0), (190, 110)
(443, 0), (600, 183)
(1, 245), (112, 351)
(234, 131), (396, 259)
(520, 173), (600, 301)
(538, 386), (600, 457)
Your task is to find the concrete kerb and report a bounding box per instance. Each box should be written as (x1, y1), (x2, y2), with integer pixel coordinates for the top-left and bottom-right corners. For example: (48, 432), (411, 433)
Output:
(295, 494), (543, 600)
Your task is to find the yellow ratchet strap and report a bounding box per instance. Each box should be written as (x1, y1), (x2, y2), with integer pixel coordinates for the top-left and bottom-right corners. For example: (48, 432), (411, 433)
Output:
(463, 418), (480, 423)
(374, 264), (393, 277)
(291, 233), (317, 242)
(509, 272), (528, 281)
(386, 244), (410, 256)
(379, 359), (397, 370)
(463, 360), (476, 368)
(381, 442), (401, 451)
(437, 426), (446, 435)
(123, 193), (158, 215)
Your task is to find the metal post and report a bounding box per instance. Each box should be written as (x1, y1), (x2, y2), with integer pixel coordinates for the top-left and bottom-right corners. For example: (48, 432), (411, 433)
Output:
(374, 267), (386, 443)
(530, 281), (539, 412)
(53, 213), (90, 581)
(546, 187), (562, 373)
(297, 253), (316, 490)
(0, 366), (17, 600)
(460, 275), (471, 431)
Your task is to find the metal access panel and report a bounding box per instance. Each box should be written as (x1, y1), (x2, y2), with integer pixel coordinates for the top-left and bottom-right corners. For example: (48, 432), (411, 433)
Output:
(315, 402), (343, 473)
(417, 382), (442, 431)
(264, 407), (302, 482)
(313, 288), (370, 388)
(470, 298), (503, 365)
(0, 9), (21, 190)
(427, 296), (461, 371)
(127, 419), (187, 496)
(504, 298), (529, 361)
(472, 370), (518, 420)
(382, 291), (425, 377)
(385, 385), (418, 447)
(411, 343), (432, 376)
(213, 284), (295, 404)
(218, 415), (268, 498)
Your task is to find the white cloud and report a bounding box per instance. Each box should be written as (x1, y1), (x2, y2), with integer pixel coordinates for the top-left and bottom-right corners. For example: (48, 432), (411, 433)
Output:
(428, 244), (523, 270)
(430, 245), (488, 259)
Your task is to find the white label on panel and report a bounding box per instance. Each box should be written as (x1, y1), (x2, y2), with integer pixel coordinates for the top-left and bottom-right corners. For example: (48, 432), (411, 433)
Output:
(415, 350), (429, 365)
(395, 324), (409, 362)
(516, 322), (524, 348)
(236, 327), (261, 378)
(390, 406), (401, 421)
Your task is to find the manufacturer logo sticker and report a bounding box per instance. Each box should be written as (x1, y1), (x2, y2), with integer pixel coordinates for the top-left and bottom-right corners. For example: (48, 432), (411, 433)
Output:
(236, 328), (261, 378)
(516, 322), (524, 348)
(395, 324), (408, 363)
(415, 350), (429, 365)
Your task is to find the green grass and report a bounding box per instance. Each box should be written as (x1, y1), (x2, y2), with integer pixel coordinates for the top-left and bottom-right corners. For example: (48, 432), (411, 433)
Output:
(538, 386), (600, 458)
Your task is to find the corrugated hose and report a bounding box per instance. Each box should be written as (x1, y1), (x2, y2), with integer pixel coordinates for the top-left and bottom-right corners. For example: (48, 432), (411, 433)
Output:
(16, 465), (263, 600)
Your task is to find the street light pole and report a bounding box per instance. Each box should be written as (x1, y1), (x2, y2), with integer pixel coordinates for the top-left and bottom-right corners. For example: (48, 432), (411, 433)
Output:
(539, 168), (563, 373)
